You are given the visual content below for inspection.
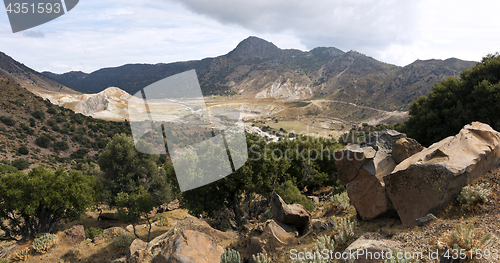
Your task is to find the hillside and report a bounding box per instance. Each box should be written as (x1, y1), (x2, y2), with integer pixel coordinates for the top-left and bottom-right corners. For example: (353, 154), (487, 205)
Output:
(0, 73), (131, 170)
(42, 36), (476, 111)
(0, 52), (78, 95)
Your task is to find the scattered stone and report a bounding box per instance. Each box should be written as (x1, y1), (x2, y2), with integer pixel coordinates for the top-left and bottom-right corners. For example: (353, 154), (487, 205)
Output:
(271, 191), (311, 233)
(111, 256), (127, 263)
(104, 227), (126, 239)
(93, 235), (104, 244)
(392, 138), (424, 164)
(307, 196), (319, 206)
(386, 122), (500, 227)
(151, 230), (224, 263)
(311, 219), (329, 230)
(166, 199), (180, 211)
(65, 225), (85, 244)
(415, 213), (438, 226)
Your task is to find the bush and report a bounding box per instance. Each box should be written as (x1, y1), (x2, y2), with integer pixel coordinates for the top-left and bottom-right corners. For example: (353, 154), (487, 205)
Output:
(14, 248), (29, 261)
(220, 248), (241, 263)
(53, 140), (69, 151)
(0, 167), (97, 239)
(11, 158), (29, 170)
(457, 183), (491, 206)
(331, 217), (357, 244)
(84, 227), (104, 239)
(331, 191), (350, 210)
(18, 145), (29, 155)
(114, 233), (133, 248)
(32, 233), (57, 253)
(252, 253), (271, 263)
(155, 215), (169, 226)
(0, 116), (16, 126)
(438, 222), (493, 261)
(47, 107), (57, 114)
(31, 110), (45, 120)
(276, 181), (314, 212)
(35, 135), (51, 148)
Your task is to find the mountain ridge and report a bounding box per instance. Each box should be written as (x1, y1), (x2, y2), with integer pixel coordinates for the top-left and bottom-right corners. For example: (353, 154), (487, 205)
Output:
(2, 36), (477, 111)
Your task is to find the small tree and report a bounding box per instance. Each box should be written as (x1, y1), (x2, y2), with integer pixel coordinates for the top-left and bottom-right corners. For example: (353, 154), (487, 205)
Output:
(0, 167), (97, 239)
(115, 186), (155, 241)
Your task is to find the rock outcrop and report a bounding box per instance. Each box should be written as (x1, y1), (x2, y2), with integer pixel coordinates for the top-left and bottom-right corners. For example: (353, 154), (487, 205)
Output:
(335, 130), (405, 220)
(335, 122), (500, 227)
(64, 225), (85, 244)
(392, 138), (423, 164)
(270, 191), (311, 233)
(342, 233), (401, 263)
(147, 215), (236, 258)
(152, 230), (224, 263)
(385, 122), (500, 227)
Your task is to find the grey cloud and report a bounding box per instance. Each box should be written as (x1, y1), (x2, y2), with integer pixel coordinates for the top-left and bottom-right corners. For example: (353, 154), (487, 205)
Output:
(168, 0), (419, 52)
(22, 30), (45, 38)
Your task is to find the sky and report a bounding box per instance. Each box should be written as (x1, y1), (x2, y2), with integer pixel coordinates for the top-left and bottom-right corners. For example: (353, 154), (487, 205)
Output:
(0, 0), (499, 74)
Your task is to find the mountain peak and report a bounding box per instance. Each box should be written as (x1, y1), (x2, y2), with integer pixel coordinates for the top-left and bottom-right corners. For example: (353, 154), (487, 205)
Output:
(227, 36), (281, 61)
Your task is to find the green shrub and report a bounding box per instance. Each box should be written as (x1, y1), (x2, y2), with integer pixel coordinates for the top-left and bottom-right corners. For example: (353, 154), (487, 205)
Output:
(15, 248), (29, 261)
(220, 248), (241, 263)
(276, 181), (314, 212)
(331, 191), (350, 210)
(35, 135), (51, 148)
(252, 253), (271, 263)
(457, 183), (491, 205)
(0, 258), (9, 263)
(67, 245), (81, 259)
(439, 222), (493, 260)
(0, 116), (16, 126)
(47, 107), (57, 114)
(331, 217), (357, 244)
(53, 140), (69, 151)
(84, 227), (104, 239)
(114, 233), (133, 248)
(11, 158), (29, 170)
(260, 209), (272, 221)
(155, 215), (169, 226)
(18, 145), (29, 155)
(31, 110), (45, 120)
(32, 233), (57, 253)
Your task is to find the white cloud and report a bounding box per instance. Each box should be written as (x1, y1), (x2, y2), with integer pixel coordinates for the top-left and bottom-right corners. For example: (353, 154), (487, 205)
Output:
(0, 0), (499, 73)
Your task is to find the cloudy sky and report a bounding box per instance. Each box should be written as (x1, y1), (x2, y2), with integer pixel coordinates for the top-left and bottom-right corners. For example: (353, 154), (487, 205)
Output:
(0, 0), (498, 74)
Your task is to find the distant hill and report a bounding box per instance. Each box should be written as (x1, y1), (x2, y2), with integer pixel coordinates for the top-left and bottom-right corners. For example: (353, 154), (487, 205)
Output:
(0, 73), (131, 169)
(0, 51), (79, 94)
(41, 36), (476, 111)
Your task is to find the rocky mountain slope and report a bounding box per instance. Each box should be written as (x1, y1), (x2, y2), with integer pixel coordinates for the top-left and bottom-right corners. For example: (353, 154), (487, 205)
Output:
(42, 36), (476, 111)
(0, 52), (78, 95)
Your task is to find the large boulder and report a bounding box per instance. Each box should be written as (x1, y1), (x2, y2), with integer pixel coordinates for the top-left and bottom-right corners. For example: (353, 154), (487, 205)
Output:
(335, 130), (405, 220)
(341, 234), (401, 263)
(261, 219), (295, 247)
(151, 230), (224, 263)
(64, 225), (85, 244)
(128, 239), (152, 263)
(147, 215), (236, 258)
(385, 122), (500, 227)
(392, 138), (424, 164)
(334, 144), (376, 185)
(270, 191), (311, 232)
